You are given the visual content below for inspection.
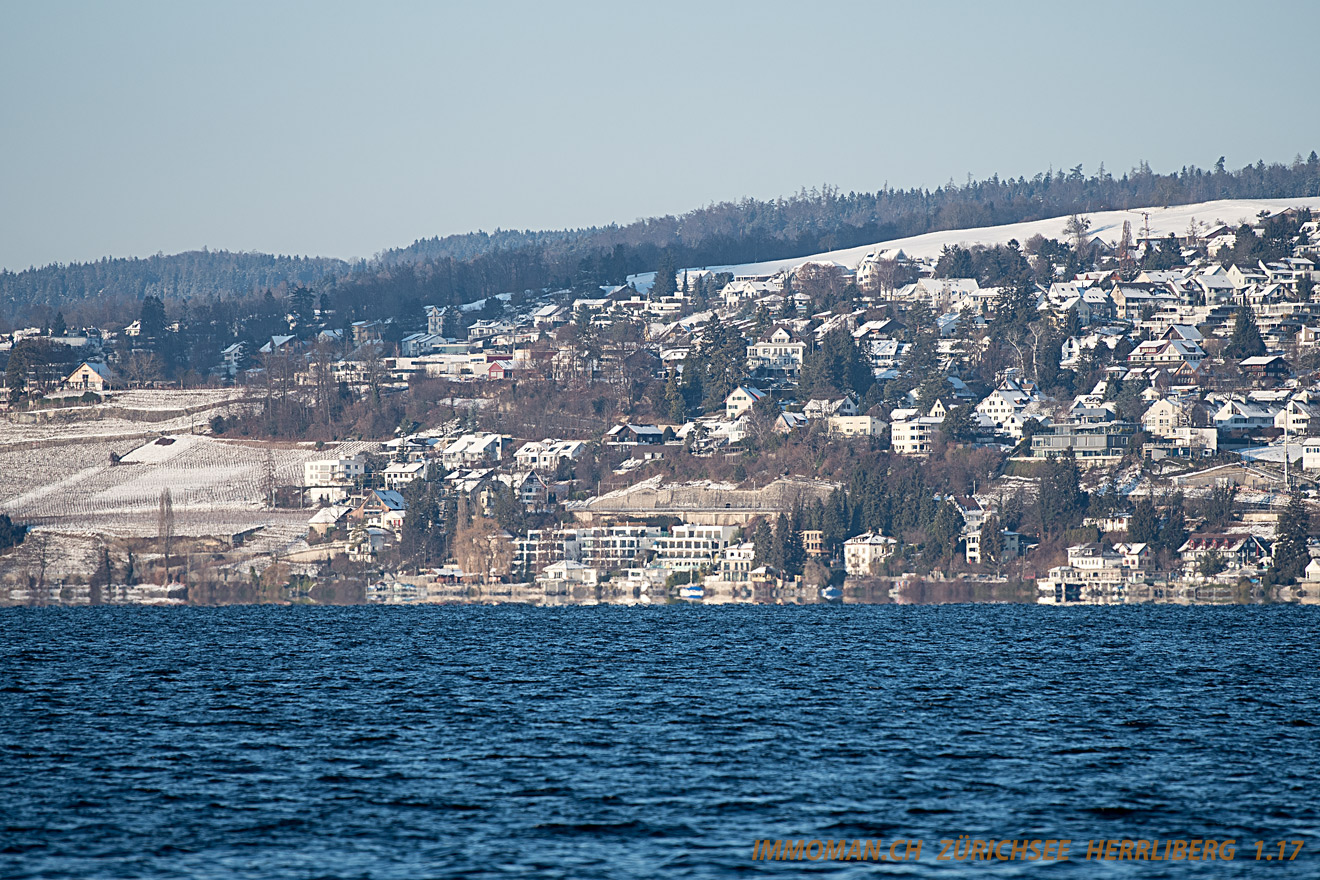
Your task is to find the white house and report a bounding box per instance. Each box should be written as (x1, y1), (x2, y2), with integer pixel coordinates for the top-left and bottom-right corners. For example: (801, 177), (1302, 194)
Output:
(1275, 399), (1320, 435)
(804, 396), (858, 419)
(828, 415), (884, 437)
(890, 407), (943, 455)
(725, 386), (767, 420)
(514, 439), (586, 471)
(304, 455), (366, 503)
(1141, 398), (1187, 439)
(383, 460), (429, 491)
(974, 377), (1039, 431)
(1213, 400), (1278, 431)
(746, 326), (806, 377)
(64, 361), (113, 393)
(441, 433), (506, 468)
(843, 531), (898, 576)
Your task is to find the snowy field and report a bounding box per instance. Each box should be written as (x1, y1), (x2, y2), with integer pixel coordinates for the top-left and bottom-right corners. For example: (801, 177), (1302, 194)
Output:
(0, 388), (254, 449)
(641, 197), (1320, 285)
(1, 435), (375, 527)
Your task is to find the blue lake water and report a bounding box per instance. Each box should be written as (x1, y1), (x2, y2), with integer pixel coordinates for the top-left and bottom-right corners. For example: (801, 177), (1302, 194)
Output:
(2, 605), (1318, 878)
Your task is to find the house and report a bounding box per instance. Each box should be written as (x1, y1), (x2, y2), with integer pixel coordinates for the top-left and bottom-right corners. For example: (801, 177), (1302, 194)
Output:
(258, 334), (296, 355)
(717, 542), (757, 583)
(220, 343), (245, 377)
(1127, 339), (1205, 368)
(975, 377), (1039, 431)
(441, 433), (506, 468)
(803, 396), (858, 419)
(965, 528), (1028, 564)
(890, 408), (943, 456)
(353, 489), (408, 535)
(725, 386), (767, 420)
(843, 531), (898, 576)
(1213, 400), (1278, 431)
(1275, 399), (1320, 435)
(1300, 438), (1320, 471)
(514, 439), (586, 471)
(1177, 534), (1272, 573)
(653, 524), (739, 574)
(1143, 427), (1218, 460)
(64, 361), (113, 392)
(537, 560), (600, 590)
(1141, 397), (1187, 439)
(1029, 421), (1136, 464)
(746, 326), (805, 378)
(828, 415), (884, 438)
(1037, 542), (1149, 605)
(400, 332), (450, 357)
(1239, 355), (1291, 382)
(1160, 324), (1205, 344)
(383, 460), (429, 491)
(307, 504), (351, 537)
(774, 411), (811, 433)
(604, 424), (668, 445)
(492, 470), (550, 510)
(304, 455), (367, 503)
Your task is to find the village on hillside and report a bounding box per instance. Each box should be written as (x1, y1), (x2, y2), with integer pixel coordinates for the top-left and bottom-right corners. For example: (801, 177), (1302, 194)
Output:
(5, 202), (1320, 606)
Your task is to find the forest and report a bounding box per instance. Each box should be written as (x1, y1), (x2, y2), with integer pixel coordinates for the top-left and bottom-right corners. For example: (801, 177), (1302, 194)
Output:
(3, 153), (1319, 329)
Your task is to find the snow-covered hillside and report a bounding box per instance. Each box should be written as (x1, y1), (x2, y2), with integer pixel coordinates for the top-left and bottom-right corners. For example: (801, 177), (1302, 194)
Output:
(681, 197), (1320, 280)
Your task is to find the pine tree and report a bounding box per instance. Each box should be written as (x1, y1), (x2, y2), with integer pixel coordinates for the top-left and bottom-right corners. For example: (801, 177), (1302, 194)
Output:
(940, 405), (977, 444)
(664, 370), (686, 423)
(980, 515), (1004, 563)
(771, 513), (791, 572)
(1038, 453), (1085, 536)
(752, 519), (774, 567)
(1272, 489), (1310, 583)
(1157, 492), (1188, 555)
(1128, 496), (1160, 544)
(652, 253), (677, 300)
(1224, 307), (1266, 358)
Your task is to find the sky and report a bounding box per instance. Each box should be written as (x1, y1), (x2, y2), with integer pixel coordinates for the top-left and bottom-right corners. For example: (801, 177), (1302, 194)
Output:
(2, 0), (1318, 271)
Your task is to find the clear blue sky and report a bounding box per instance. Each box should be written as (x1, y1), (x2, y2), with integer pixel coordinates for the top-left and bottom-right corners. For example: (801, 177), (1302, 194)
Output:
(2, 0), (1317, 271)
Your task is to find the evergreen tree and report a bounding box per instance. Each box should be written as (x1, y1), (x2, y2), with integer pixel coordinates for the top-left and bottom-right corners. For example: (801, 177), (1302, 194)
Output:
(782, 504), (806, 577)
(1157, 492), (1188, 555)
(1038, 453), (1086, 536)
(979, 515), (1004, 564)
(1297, 275), (1314, 304)
(1128, 496), (1160, 544)
(940, 405), (977, 444)
(652, 253), (677, 300)
(140, 295), (167, 339)
(770, 513), (790, 572)
(5, 348), (26, 403)
(935, 244), (976, 278)
(0, 514), (26, 550)
(52, 311), (66, 337)
(664, 370), (686, 423)
(1224, 307), (1266, 358)
(1272, 489), (1310, 583)
(927, 501), (964, 560)
(752, 519), (774, 567)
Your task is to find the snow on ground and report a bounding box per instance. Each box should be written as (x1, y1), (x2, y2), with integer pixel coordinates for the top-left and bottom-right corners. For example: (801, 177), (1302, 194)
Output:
(678, 197), (1320, 278)
(119, 434), (204, 464)
(1239, 442), (1306, 464)
(2, 434), (375, 524)
(106, 389), (247, 411)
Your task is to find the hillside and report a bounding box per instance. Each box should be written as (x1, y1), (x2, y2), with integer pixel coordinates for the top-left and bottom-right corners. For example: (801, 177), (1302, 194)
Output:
(714, 197), (1320, 277)
(3, 154), (1318, 325)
